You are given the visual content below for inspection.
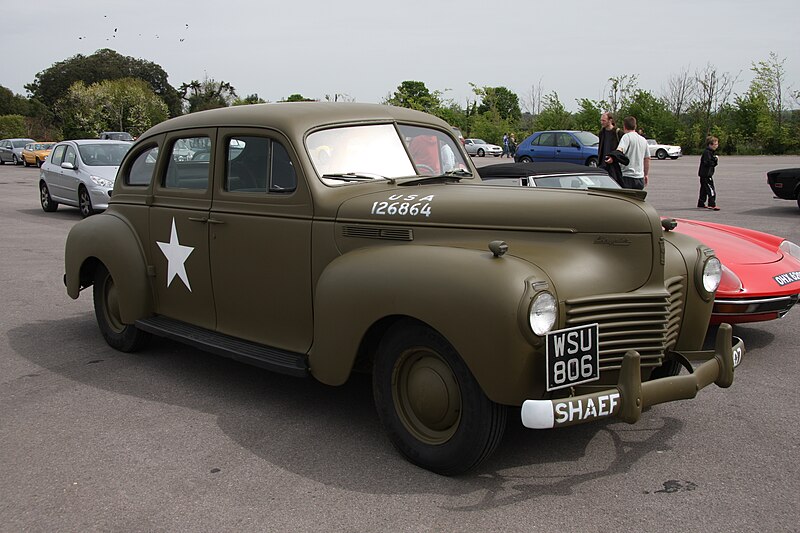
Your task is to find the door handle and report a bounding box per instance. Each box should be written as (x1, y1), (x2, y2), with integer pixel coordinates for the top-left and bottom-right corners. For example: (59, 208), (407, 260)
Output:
(187, 216), (225, 225)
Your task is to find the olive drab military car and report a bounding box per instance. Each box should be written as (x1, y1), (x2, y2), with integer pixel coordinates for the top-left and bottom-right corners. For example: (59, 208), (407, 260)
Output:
(64, 103), (744, 475)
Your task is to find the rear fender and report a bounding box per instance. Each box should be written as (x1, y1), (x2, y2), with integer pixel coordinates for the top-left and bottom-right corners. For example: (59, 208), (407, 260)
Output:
(65, 214), (152, 324)
(310, 244), (552, 405)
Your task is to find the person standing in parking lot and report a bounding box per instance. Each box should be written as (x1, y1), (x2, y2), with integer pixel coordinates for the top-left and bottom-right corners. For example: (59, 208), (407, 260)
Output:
(502, 133), (510, 158)
(697, 135), (720, 210)
(598, 112), (623, 183)
(605, 116), (649, 190)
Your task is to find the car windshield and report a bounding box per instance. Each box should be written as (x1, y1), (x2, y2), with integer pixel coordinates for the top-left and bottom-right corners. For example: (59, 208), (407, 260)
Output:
(531, 173), (620, 189)
(306, 123), (468, 184)
(12, 140), (31, 148)
(78, 143), (132, 166)
(573, 131), (599, 147)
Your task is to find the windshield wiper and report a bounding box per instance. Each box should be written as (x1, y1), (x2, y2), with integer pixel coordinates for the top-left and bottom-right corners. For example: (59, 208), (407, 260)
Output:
(320, 172), (388, 182)
(398, 168), (472, 186)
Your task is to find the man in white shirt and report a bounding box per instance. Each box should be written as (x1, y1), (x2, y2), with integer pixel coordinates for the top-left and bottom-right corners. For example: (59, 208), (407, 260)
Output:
(609, 116), (650, 190)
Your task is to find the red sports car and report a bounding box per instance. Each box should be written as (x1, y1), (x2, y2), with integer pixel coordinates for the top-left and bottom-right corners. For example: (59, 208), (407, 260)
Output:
(479, 162), (800, 324)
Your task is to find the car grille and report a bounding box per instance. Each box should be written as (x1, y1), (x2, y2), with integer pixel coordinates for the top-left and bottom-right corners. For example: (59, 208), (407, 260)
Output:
(564, 276), (685, 371)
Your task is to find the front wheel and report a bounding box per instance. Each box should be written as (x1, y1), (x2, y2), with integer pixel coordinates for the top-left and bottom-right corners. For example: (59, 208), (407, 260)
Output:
(93, 264), (150, 352)
(656, 149), (667, 160)
(373, 320), (506, 475)
(477, 148), (485, 157)
(518, 156), (532, 163)
(39, 181), (58, 212)
(12, 154), (20, 165)
(78, 186), (96, 217)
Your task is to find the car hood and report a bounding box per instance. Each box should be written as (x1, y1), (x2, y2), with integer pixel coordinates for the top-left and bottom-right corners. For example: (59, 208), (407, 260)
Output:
(671, 218), (780, 265)
(337, 182), (656, 234)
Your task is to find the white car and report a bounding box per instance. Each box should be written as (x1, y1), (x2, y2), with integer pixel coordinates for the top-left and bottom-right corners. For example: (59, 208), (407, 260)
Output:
(464, 138), (503, 157)
(647, 139), (682, 160)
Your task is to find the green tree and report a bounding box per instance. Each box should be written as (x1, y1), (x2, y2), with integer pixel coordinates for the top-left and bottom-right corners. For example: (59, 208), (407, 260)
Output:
(622, 90), (677, 142)
(26, 48), (181, 117)
(475, 86), (521, 122)
(384, 81), (442, 113)
(57, 78), (168, 138)
(749, 51), (790, 151)
(283, 94), (315, 102)
(0, 115), (27, 139)
(233, 94), (267, 106)
(572, 98), (601, 133)
(534, 92), (572, 131)
(179, 77), (237, 113)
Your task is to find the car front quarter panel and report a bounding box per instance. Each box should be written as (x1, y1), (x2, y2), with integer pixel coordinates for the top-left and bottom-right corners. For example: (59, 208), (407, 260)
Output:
(65, 213), (153, 324)
(309, 244), (554, 405)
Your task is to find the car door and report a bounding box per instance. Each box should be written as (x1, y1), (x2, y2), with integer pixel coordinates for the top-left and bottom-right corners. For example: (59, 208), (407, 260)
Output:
(208, 128), (314, 354)
(529, 132), (558, 161)
(48, 144), (81, 203)
(556, 132), (581, 164)
(0, 140), (11, 163)
(148, 131), (216, 330)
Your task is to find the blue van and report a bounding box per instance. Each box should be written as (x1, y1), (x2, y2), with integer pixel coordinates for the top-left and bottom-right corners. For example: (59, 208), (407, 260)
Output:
(514, 130), (599, 167)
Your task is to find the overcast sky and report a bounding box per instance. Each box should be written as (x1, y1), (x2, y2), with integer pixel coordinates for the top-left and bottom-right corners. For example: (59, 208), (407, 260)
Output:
(3, 0), (798, 112)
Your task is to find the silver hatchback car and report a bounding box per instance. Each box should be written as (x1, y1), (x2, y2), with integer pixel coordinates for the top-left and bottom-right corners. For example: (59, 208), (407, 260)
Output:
(39, 140), (132, 217)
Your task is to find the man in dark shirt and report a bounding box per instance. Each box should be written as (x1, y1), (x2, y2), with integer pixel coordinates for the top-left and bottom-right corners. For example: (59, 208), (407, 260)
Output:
(598, 112), (623, 184)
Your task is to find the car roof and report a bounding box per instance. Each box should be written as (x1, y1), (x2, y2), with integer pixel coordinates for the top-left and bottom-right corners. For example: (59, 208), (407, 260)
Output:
(478, 162), (608, 179)
(140, 102), (452, 140)
(57, 139), (133, 146)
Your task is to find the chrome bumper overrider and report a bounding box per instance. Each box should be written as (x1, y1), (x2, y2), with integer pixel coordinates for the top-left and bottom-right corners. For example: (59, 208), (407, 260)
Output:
(521, 323), (743, 429)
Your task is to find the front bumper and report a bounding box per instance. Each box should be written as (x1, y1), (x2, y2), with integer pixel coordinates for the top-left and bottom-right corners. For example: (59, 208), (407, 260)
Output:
(521, 323), (743, 429)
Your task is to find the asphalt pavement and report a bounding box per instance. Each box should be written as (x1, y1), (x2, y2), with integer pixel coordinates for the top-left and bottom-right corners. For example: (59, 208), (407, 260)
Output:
(1, 154), (799, 532)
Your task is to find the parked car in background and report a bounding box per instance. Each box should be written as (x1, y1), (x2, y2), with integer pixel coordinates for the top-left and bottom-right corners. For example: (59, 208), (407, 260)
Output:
(0, 138), (35, 165)
(767, 167), (800, 210)
(39, 139), (132, 217)
(99, 131), (134, 141)
(464, 138), (502, 157)
(21, 142), (55, 167)
(480, 162), (800, 325)
(514, 130), (599, 166)
(647, 139), (682, 160)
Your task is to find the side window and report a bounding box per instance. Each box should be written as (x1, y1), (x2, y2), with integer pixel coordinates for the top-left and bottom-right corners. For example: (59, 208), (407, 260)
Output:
(127, 146), (159, 186)
(63, 146), (78, 167)
(164, 136), (210, 190)
(538, 133), (557, 146)
(557, 133), (574, 147)
(225, 136), (296, 194)
(271, 141), (297, 192)
(50, 145), (66, 165)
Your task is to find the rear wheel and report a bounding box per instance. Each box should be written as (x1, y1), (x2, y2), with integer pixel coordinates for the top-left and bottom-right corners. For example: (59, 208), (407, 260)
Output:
(477, 148), (485, 157)
(373, 320), (506, 475)
(23, 157), (30, 167)
(39, 181), (58, 212)
(518, 156), (532, 163)
(93, 264), (150, 352)
(586, 157), (598, 167)
(78, 186), (95, 217)
(656, 149), (667, 160)
(12, 154), (20, 165)
(36, 157), (42, 167)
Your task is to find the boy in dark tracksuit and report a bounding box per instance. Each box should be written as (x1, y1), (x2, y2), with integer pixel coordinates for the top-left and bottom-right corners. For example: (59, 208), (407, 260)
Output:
(698, 136), (720, 210)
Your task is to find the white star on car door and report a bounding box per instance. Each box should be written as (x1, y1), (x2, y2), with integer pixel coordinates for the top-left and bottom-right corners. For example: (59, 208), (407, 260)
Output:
(157, 217), (194, 291)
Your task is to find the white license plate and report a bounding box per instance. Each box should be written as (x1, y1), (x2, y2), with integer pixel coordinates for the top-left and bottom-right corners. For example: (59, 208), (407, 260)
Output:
(546, 323), (600, 391)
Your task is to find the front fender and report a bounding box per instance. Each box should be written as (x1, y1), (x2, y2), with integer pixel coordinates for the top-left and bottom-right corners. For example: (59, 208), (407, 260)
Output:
(310, 244), (553, 405)
(64, 213), (152, 324)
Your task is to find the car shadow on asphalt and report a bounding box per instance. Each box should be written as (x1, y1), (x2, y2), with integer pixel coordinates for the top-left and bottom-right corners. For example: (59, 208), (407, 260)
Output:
(10, 315), (691, 505)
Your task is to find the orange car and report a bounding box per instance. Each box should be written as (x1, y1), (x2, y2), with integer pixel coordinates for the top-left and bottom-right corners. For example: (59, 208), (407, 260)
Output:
(21, 142), (55, 167)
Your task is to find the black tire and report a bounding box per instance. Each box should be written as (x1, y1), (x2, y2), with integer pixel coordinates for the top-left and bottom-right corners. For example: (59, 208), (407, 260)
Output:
(93, 264), (150, 352)
(12, 154), (20, 165)
(649, 357), (682, 378)
(518, 156), (532, 163)
(78, 185), (95, 218)
(23, 158), (30, 167)
(796, 196), (800, 210)
(656, 149), (667, 160)
(39, 181), (58, 212)
(36, 157), (42, 167)
(586, 157), (598, 167)
(477, 148), (485, 157)
(373, 320), (506, 475)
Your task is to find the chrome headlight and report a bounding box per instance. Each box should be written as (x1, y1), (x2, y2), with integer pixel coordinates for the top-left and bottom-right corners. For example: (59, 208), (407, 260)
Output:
(702, 256), (722, 293)
(780, 240), (800, 261)
(90, 175), (114, 188)
(529, 291), (557, 336)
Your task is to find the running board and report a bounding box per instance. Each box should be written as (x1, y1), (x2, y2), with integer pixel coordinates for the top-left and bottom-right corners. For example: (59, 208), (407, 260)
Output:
(135, 315), (309, 378)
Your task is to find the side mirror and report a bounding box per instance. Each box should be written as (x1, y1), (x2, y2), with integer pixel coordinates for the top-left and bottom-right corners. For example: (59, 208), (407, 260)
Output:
(61, 161), (76, 170)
